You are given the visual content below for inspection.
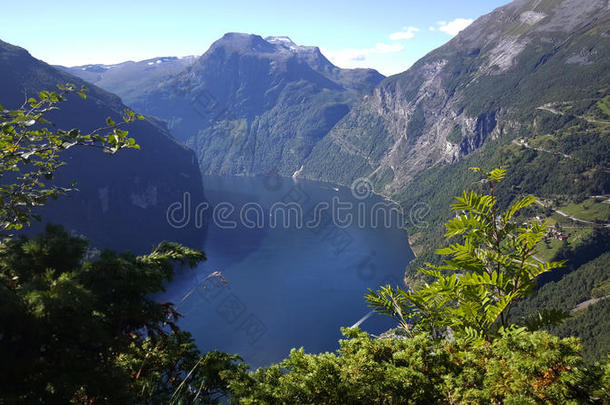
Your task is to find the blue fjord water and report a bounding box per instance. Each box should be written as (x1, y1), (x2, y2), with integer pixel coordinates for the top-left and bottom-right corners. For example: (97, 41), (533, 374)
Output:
(159, 175), (414, 368)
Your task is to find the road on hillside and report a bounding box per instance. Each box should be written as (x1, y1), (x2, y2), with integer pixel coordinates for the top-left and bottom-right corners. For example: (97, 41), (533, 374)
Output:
(511, 139), (572, 159)
(534, 200), (610, 228)
(536, 105), (610, 125)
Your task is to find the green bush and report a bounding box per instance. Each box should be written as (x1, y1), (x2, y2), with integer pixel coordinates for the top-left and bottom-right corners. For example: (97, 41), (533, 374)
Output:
(228, 328), (605, 404)
(0, 225), (242, 404)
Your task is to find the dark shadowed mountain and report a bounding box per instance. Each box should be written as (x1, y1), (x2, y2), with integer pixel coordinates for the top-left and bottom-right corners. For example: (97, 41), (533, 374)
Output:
(0, 39), (205, 252)
(65, 33), (384, 177)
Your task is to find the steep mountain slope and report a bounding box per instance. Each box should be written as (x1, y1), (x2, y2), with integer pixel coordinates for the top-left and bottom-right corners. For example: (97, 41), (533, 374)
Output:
(57, 56), (196, 107)
(345, 0), (610, 261)
(297, 0), (609, 363)
(300, 0), (610, 195)
(0, 39), (205, 252)
(68, 33), (384, 176)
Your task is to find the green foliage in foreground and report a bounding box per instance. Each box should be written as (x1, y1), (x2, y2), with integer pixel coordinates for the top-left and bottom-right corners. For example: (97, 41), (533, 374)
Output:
(228, 328), (609, 404)
(0, 83), (142, 232)
(0, 84), (246, 404)
(0, 225), (243, 404)
(367, 167), (565, 342)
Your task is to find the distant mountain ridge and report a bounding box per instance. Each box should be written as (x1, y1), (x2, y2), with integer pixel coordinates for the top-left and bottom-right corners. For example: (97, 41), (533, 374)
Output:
(56, 0), (610, 237)
(64, 33), (384, 176)
(59, 2), (610, 195)
(58, 56), (196, 107)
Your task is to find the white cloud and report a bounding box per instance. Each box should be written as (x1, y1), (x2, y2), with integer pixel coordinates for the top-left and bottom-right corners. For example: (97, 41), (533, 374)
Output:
(322, 42), (404, 66)
(321, 42), (407, 76)
(428, 26), (436, 31)
(321, 48), (368, 65)
(435, 18), (474, 36)
(320, 28), (414, 75)
(389, 26), (419, 41)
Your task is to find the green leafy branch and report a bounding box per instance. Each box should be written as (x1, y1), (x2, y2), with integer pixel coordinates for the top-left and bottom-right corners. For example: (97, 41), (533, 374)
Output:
(366, 167), (567, 343)
(0, 83), (144, 231)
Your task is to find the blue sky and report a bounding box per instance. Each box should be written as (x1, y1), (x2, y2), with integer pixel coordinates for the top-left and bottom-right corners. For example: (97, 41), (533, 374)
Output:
(1, 0), (509, 76)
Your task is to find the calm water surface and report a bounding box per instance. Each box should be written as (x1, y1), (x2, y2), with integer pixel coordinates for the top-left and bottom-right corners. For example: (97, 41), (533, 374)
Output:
(159, 175), (414, 367)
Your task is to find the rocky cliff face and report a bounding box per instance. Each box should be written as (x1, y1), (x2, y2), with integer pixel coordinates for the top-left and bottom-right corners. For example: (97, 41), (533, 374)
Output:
(0, 39), (206, 252)
(300, 0), (610, 195)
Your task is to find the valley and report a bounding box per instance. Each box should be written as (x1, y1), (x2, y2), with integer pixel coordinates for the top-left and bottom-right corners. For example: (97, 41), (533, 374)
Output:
(56, 0), (610, 367)
(2, 0), (610, 401)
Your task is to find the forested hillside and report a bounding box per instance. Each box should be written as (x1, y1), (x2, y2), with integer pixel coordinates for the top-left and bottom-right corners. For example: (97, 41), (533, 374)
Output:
(347, 0), (610, 362)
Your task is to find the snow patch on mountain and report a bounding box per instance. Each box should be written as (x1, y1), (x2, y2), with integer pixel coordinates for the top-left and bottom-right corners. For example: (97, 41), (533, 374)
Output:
(266, 36), (296, 45)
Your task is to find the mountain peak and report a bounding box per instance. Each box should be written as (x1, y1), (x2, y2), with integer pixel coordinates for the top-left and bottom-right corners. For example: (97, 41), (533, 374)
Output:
(205, 33), (325, 61)
(210, 32), (274, 53)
